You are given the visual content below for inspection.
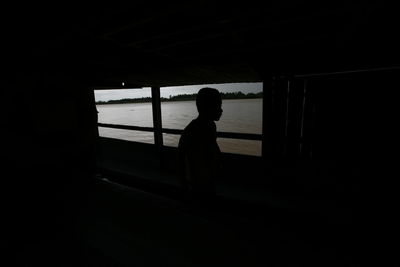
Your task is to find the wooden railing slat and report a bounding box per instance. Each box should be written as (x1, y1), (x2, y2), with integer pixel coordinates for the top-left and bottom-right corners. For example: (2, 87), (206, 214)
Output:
(98, 123), (262, 141)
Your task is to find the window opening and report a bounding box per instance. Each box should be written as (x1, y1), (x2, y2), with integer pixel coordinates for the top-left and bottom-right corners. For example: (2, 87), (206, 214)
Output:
(95, 87), (154, 144)
(160, 82), (263, 156)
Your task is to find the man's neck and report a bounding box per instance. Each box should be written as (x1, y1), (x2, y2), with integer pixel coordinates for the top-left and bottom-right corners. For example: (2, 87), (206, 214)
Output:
(197, 114), (214, 122)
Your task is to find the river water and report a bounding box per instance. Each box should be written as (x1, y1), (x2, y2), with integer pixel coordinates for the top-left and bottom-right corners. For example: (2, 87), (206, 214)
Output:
(97, 98), (262, 156)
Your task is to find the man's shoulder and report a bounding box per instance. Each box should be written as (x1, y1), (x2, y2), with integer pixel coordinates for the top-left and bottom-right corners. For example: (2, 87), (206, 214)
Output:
(190, 118), (216, 130)
(182, 119), (197, 134)
(183, 119), (216, 136)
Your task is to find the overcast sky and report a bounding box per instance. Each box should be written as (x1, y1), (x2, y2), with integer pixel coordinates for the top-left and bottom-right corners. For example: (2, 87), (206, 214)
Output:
(94, 82), (263, 102)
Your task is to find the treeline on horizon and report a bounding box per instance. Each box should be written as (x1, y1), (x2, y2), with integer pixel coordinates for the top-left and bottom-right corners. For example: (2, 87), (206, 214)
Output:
(96, 91), (263, 105)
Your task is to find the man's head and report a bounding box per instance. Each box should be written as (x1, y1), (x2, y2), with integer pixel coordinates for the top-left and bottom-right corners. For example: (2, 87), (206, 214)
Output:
(196, 87), (223, 121)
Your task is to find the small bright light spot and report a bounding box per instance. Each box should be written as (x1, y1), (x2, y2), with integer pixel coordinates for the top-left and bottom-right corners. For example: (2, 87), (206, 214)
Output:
(122, 82), (125, 87)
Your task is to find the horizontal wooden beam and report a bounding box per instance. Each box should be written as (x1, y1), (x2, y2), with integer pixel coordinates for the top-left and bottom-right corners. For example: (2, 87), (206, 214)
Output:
(98, 123), (262, 141)
(294, 66), (400, 78)
(98, 123), (154, 132)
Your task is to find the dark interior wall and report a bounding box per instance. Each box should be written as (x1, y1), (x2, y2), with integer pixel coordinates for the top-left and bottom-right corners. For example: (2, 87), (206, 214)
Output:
(1, 68), (99, 242)
(306, 69), (399, 177)
(250, 69), (400, 239)
(308, 69), (400, 259)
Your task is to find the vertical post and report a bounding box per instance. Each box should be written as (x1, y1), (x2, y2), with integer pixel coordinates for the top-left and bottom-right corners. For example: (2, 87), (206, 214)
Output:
(151, 86), (163, 147)
(276, 76), (289, 158)
(299, 78), (307, 157)
(262, 75), (286, 159)
(301, 78), (315, 159)
(261, 77), (273, 159)
(286, 77), (305, 158)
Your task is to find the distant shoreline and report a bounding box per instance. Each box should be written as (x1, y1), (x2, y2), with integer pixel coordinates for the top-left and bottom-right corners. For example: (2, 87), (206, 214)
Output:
(96, 91), (262, 105)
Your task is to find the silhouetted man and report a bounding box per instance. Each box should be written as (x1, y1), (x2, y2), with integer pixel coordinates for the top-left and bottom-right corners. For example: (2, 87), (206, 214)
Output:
(178, 87), (223, 206)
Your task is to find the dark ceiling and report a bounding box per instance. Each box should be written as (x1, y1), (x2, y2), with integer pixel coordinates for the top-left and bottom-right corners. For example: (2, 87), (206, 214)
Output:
(4, 1), (399, 87)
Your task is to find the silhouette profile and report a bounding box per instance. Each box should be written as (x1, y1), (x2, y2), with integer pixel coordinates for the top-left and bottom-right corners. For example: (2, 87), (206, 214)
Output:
(178, 87), (223, 205)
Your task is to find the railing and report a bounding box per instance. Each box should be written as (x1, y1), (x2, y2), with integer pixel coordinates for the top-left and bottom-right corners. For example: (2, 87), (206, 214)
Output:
(97, 123), (263, 141)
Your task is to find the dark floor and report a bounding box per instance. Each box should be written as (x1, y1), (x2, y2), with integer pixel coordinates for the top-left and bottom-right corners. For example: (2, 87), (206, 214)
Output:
(1, 178), (362, 266)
